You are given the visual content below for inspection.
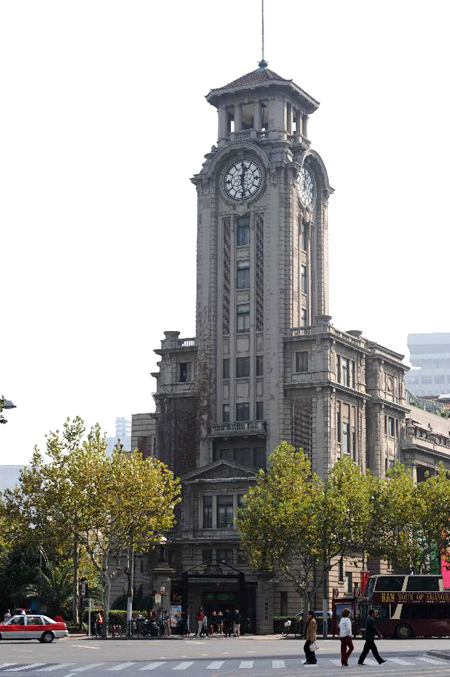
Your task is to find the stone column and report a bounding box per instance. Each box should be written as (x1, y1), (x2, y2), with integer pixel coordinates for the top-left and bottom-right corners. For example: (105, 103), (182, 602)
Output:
(218, 106), (228, 144)
(254, 100), (262, 132)
(302, 114), (308, 138)
(234, 104), (242, 132)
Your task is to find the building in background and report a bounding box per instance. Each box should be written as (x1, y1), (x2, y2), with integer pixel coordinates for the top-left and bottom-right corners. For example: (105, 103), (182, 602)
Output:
(406, 333), (450, 397)
(0, 466), (26, 492)
(106, 416), (131, 455)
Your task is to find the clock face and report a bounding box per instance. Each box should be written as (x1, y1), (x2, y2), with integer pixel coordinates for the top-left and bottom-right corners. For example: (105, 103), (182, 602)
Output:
(298, 167), (315, 207)
(224, 159), (263, 201)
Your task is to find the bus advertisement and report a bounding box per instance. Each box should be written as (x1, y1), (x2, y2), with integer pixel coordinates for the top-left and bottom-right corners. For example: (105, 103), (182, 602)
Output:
(359, 574), (450, 639)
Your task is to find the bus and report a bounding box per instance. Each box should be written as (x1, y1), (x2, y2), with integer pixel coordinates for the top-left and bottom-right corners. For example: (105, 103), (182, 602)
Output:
(360, 574), (450, 639)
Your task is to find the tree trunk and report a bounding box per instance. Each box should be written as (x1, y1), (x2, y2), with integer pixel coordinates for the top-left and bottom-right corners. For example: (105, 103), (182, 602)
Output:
(72, 538), (79, 626)
(126, 547), (134, 636)
(102, 576), (111, 638)
(322, 558), (329, 638)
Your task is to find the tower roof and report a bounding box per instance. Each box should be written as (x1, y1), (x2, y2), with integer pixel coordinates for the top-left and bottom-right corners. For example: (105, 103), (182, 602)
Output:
(206, 63), (319, 114)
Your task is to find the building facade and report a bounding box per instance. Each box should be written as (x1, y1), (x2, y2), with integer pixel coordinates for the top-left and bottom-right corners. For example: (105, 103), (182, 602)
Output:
(126, 63), (450, 631)
(406, 333), (450, 397)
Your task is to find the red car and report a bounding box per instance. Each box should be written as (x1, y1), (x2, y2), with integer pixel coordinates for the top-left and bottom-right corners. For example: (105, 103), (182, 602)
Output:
(0, 614), (68, 643)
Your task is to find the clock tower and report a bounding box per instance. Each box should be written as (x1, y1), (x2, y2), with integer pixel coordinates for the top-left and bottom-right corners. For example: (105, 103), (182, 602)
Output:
(192, 61), (333, 462)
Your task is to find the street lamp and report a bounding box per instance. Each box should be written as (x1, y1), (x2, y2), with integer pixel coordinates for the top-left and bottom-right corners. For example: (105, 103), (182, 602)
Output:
(158, 536), (168, 564)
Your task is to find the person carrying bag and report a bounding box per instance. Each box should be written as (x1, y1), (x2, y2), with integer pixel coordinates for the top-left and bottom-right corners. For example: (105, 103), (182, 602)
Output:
(303, 611), (318, 665)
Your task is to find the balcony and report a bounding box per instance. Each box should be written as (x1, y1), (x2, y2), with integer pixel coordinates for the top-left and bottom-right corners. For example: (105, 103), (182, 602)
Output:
(211, 420), (266, 437)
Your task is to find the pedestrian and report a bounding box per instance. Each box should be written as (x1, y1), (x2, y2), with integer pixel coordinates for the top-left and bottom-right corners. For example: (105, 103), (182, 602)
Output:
(209, 610), (217, 635)
(164, 610), (171, 637)
(201, 611), (209, 637)
(358, 609), (386, 666)
(339, 608), (354, 667)
(96, 611), (104, 638)
(223, 609), (232, 637)
(180, 611), (189, 636)
(216, 609), (224, 634)
(3, 609), (11, 622)
(233, 609), (241, 637)
(195, 608), (204, 637)
(303, 611), (318, 665)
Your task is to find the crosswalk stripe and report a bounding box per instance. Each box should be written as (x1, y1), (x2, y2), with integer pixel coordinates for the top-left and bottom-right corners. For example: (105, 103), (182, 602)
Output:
(172, 663), (194, 671)
(329, 660), (343, 666)
(303, 665), (318, 669)
(272, 660), (286, 669)
(71, 665), (105, 673)
(37, 666), (76, 673)
(6, 665), (47, 672)
(0, 667), (17, 671)
(388, 658), (415, 666)
(362, 659), (378, 666)
(416, 657), (447, 664)
(139, 664), (166, 672)
(107, 664), (135, 672)
(206, 662), (224, 670)
(239, 661), (253, 669)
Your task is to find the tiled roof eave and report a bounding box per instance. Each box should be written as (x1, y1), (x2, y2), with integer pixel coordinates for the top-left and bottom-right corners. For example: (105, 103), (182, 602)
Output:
(206, 80), (320, 112)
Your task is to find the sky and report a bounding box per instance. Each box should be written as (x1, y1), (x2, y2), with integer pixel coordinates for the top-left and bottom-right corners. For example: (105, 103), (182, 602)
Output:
(1, 0), (449, 464)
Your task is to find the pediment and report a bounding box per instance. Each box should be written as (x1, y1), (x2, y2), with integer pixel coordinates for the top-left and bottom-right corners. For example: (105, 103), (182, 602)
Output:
(181, 459), (257, 483)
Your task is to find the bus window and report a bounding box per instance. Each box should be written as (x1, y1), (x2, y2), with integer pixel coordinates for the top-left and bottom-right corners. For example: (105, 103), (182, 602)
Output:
(430, 604), (450, 619)
(375, 576), (404, 591)
(406, 576), (440, 592)
(401, 604), (427, 619)
(373, 605), (390, 620)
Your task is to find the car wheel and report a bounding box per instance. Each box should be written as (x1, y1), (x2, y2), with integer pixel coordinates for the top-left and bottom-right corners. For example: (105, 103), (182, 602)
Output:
(395, 623), (412, 639)
(40, 631), (54, 644)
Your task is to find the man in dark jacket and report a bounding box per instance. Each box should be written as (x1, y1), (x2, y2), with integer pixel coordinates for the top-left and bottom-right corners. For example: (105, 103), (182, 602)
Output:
(358, 609), (386, 665)
(223, 609), (232, 637)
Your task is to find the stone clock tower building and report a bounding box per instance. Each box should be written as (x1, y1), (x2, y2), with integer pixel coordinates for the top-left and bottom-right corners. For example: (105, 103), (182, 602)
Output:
(130, 62), (409, 632)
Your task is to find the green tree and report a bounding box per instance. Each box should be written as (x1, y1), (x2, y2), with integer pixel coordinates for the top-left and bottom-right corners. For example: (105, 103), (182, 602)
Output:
(236, 443), (373, 615)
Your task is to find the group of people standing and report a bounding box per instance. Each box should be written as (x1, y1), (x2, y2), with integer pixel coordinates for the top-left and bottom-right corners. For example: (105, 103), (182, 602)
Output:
(303, 608), (386, 667)
(194, 608), (242, 637)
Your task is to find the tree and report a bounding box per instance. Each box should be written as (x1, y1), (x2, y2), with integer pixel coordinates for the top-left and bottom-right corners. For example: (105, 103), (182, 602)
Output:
(236, 443), (374, 616)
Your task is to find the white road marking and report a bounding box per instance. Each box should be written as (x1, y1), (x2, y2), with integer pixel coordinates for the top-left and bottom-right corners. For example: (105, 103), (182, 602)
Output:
(37, 666), (76, 673)
(107, 663), (135, 672)
(206, 662), (224, 670)
(0, 667), (17, 671)
(61, 674), (76, 677)
(388, 658), (415, 666)
(71, 646), (99, 651)
(329, 660), (343, 666)
(239, 661), (253, 669)
(362, 658), (378, 666)
(272, 660), (286, 669)
(6, 665), (47, 672)
(303, 665), (318, 669)
(139, 664), (166, 672)
(71, 664), (105, 672)
(172, 663), (194, 671)
(416, 657), (448, 664)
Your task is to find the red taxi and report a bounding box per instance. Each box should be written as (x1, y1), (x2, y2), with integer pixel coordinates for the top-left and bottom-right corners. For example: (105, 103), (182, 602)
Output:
(0, 614), (68, 642)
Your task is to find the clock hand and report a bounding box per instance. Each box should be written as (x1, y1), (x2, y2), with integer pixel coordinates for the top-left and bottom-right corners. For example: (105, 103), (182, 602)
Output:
(240, 162), (247, 196)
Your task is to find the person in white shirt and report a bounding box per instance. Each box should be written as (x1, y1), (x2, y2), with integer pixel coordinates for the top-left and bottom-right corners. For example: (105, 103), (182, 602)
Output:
(339, 608), (354, 667)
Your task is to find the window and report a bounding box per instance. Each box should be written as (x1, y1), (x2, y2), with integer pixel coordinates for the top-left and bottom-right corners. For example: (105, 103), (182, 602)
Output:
(280, 591), (288, 616)
(295, 351), (308, 372)
(179, 362), (191, 382)
(406, 576), (440, 592)
(301, 308), (307, 327)
(341, 358), (349, 386)
(384, 415), (387, 435)
(223, 359), (230, 379)
(236, 402), (250, 421)
(238, 494), (245, 508)
(234, 447), (249, 465)
(27, 616), (43, 625)
(223, 404), (230, 423)
(217, 496), (234, 528)
(254, 447), (266, 469)
(301, 224), (308, 251)
(337, 402), (341, 444)
(237, 548), (247, 565)
(237, 304), (250, 333)
(343, 422), (350, 454)
(213, 448), (232, 462)
(256, 401), (264, 420)
(237, 260), (250, 289)
(337, 356), (353, 387)
(374, 576), (405, 591)
(338, 559), (344, 583)
(256, 355), (263, 376)
(236, 357), (250, 378)
(202, 549), (213, 562)
(203, 496), (213, 528)
(217, 548), (234, 564)
(388, 417), (395, 437)
(345, 572), (353, 595)
(351, 362), (356, 388)
(237, 216), (250, 246)
(301, 265), (307, 294)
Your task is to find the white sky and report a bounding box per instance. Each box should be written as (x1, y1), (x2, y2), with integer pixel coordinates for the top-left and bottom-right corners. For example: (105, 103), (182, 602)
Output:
(1, 0), (449, 464)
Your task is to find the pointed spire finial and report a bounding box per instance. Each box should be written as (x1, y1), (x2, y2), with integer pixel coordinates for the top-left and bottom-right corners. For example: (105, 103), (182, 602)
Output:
(261, 0), (265, 64)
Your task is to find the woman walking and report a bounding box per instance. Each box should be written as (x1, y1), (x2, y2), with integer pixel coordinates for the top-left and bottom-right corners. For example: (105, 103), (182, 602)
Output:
(303, 611), (318, 665)
(339, 609), (354, 666)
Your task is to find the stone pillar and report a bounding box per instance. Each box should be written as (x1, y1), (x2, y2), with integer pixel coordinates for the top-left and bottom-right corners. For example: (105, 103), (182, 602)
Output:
(256, 571), (275, 634)
(254, 100), (262, 132)
(295, 109), (302, 138)
(302, 114), (308, 138)
(234, 104), (242, 132)
(218, 106), (228, 143)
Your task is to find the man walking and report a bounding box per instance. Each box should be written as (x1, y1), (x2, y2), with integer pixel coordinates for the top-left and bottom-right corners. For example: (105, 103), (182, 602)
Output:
(339, 609), (354, 667)
(358, 609), (386, 665)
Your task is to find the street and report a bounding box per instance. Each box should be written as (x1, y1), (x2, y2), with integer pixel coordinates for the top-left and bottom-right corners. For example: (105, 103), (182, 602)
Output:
(0, 636), (449, 676)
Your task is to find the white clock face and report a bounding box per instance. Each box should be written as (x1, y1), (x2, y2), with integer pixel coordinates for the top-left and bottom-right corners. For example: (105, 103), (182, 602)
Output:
(224, 159), (263, 201)
(298, 167), (315, 207)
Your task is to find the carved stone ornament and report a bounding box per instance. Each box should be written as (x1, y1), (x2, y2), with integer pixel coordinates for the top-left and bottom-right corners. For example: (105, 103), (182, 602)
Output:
(203, 179), (210, 196)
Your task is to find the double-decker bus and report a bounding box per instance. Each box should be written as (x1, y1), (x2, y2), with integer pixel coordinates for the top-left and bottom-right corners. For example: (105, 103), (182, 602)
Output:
(360, 574), (450, 639)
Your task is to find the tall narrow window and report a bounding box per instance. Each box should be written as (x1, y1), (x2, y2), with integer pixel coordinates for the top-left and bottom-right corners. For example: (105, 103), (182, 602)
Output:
(301, 224), (308, 251)
(237, 260), (250, 289)
(337, 401), (342, 444)
(351, 361), (356, 388)
(301, 265), (307, 294)
(223, 404), (230, 423)
(341, 358), (349, 387)
(343, 422), (350, 454)
(203, 496), (213, 528)
(236, 357), (250, 377)
(256, 401), (263, 420)
(179, 362), (191, 382)
(217, 496), (234, 528)
(254, 447), (266, 469)
(223, 358), (230, 379)
(280, 591), (288, 616)
(256, 355), (264, 376)
(236, 216), (250, 246)
(237, 304), (250, 333)
(236, 402), (250, 421)
(301, 308), (307, 326)
(295, 351), (308, 372)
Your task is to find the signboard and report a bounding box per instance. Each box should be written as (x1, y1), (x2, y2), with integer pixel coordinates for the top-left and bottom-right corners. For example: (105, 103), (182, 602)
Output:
(376, 591), (450, 605)
(170, 605), (182, 628)
(441, 556), (450, 590)
(154, 594), (162, 605)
